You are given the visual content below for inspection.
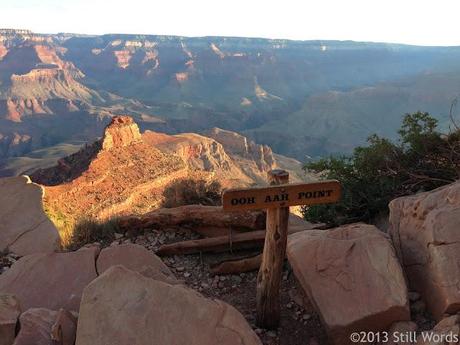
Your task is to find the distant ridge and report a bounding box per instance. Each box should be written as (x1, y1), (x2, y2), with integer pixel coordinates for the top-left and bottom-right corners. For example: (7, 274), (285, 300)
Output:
(1, 28), (460, 170)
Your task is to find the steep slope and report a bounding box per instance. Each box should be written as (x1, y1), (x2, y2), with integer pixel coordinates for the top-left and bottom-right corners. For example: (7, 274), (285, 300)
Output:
(31, 116), (187, 224)
(30, 116), (307, 229)
(144, 128), (306, 188)
(0, 32), (102, 122)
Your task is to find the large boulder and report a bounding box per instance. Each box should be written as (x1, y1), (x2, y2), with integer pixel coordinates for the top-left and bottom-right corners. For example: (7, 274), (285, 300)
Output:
(0, 294), (21, 345)
(0, 176), (60, 255)
(287, 223), (410, 345)
(97, 244), (177, 283)
(75, 265), (261, 345)
(389, 181), (460, 320)
(13, 308), (77, 345)
(0, 247), (98, 312)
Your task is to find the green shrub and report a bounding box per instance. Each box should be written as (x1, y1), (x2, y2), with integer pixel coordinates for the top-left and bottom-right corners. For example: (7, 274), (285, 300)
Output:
(303, 112), (460, 226)
(162, 179), (222, 208)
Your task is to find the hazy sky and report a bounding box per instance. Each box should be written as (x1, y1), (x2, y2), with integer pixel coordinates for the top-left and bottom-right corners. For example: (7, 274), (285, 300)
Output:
(2, 0), (460, 46)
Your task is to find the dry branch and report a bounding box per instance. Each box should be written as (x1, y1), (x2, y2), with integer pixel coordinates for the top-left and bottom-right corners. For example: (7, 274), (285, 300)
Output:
(156, 223), (314, 256)
(210, 254), (262, 274)
(118, 205), (266, 233)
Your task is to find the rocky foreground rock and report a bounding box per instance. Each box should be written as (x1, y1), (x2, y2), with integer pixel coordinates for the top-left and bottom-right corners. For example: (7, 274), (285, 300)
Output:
(389, 181), (460, 320)
(287, 223), (410, 345)
(0, 247), (98, 312)
(97, 244), (178, 283)
(0, 244), (179, 314)
(0, 294), (21, 345)
(12, 308), (77, 345)
(75, 265), (262, 345)
(0, 176), (60, 256)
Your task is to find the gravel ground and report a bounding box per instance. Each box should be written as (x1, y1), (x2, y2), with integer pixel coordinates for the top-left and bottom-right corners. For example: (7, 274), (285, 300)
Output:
(119, 228), (328, 345)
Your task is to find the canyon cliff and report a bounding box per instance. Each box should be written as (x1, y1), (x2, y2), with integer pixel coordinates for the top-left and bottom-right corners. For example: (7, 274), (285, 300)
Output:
(2, 28), (460, 174)
(31, 116), (306, 233)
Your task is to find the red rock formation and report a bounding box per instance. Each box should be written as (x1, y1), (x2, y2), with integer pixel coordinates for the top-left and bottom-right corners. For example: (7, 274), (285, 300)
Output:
(0, 40), (94, 122)
(0, 131), (32, 157)
(206, 127), (275, 172)
(31, 116), (187, 225)
(33, 44), (65, 68)
(142, 51), (158, 64)
(113, 50), (132, 68)
(101, 115), (142, 150)
(5, 98), (21, 122)
(0, 43), (7, 60)
(175, 72), (189, 83)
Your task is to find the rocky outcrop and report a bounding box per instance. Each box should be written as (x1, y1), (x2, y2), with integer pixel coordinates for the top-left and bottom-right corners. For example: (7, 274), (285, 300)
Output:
(0, 247), (98, 312)
(287, 223), (410, 345)
(206, 127), (275, 172)
(97, 244), (177, 283)
(144, 127), (305, 187)
(101, 116), (142, 150)
(0, 175), (60, 256)
(145, 131), (246, 185)
(33, 116), (187, 224)
(75, 265), (261, 345)
(389, 181), (460, 320)
(0, 44), (96, 117)
(0, 294), (21, 345)
(12, 308), (77, 345)
(0, 132), (32, 158)
(32, 116), (302, 233)
(0, 43), (7, 60)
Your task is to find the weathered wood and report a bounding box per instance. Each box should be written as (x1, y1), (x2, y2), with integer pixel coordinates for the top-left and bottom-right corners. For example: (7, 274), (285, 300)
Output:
(211, 254), (262, 275)
(155, 219), (315, 256)
(118, 205), (266, 232)
(256, 169), (290, 329)
(222, 179), (341, 211)
(156, 230), (267, 256)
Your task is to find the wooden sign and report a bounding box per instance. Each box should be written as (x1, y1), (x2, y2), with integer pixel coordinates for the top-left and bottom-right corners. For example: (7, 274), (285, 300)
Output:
(222, 171), (341, 330)
(222, 180), (341, 211)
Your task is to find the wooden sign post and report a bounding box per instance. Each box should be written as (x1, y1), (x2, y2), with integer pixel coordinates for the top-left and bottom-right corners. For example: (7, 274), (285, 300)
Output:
(222, 170), (341, 329)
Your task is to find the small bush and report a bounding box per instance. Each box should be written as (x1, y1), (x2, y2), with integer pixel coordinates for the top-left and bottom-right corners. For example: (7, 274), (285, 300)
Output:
(303, 112), (460, 226)
(162, 179), (222, 208)
(68, 217), (120, 250)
